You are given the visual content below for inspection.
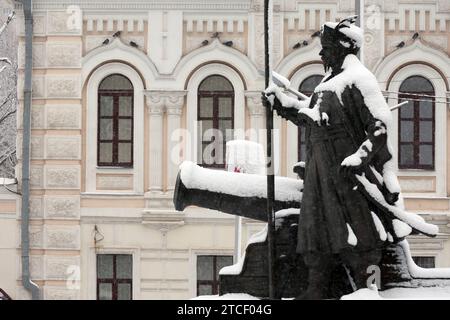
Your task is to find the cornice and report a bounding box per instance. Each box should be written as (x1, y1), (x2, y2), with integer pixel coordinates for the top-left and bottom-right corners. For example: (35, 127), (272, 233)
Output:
(17, 0), (252, 12)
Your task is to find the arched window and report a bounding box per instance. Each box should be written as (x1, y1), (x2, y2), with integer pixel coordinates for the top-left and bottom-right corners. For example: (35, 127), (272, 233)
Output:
(197, 75), (234, 168)
(98, 74), (134, 167)
(298, 75), (323, 161)
(398, 76), (435, 169)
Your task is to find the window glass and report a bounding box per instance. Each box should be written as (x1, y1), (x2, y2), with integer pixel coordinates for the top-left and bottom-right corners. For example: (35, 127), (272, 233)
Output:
(97, 255), (113, 279)
(98, 74), (133, 167)
(199, 75), (233, 91)
(398, 76), (434, 169)
(100, 74), (133, 90)
(97, 254), (132, 300)
(198, 75), (234, 168)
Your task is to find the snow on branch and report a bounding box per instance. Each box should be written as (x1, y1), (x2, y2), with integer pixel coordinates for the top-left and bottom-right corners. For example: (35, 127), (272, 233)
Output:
(0, 11), (15, 37)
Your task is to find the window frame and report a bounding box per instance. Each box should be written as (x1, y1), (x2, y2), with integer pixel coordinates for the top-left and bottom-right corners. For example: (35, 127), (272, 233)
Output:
(97, 74), (134, 168)
(96, 254), (133, 300)
(197, 75), (235, 169)
(398, 76), (435, 170)
(196, 255), (233, 296)
(412, 256), (436, 269)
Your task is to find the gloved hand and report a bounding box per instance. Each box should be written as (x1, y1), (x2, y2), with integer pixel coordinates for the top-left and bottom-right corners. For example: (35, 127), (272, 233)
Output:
(261, 91), (282, 111)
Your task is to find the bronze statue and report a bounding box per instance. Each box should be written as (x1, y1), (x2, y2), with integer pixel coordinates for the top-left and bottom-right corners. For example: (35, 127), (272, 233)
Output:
(263, 16), (437, 299)
(174, 16), (442, 300)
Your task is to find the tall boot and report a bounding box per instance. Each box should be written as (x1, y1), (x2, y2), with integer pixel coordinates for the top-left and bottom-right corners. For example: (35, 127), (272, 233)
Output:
(296, 268), (331, 300)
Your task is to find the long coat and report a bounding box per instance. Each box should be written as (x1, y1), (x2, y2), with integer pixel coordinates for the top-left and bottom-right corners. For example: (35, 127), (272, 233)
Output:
(272, 65), (437, 255)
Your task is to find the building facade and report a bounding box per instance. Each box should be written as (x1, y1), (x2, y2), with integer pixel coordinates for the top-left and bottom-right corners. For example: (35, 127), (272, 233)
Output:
(0, 0), (450, 299)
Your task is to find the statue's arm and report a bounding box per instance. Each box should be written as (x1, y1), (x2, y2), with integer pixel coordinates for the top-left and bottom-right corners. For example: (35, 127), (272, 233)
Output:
(341, 87), (388, 172)
(262, 86), (311, 126)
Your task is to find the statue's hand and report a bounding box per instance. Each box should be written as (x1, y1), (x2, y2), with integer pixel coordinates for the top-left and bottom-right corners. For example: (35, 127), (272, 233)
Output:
(261, 91), (282, 110)
(339, 154), (366, 178)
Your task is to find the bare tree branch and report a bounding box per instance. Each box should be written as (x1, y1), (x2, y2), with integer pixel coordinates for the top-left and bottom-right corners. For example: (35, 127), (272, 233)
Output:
(0, 11), (15, 36)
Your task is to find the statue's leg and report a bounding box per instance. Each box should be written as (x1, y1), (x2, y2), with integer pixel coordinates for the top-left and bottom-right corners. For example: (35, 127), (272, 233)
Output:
(296, 252), (334, 300)
(340, 249), (382, 289)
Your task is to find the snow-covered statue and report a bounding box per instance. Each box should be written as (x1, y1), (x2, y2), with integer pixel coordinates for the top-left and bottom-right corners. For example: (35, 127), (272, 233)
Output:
(262, 16), (438, 299)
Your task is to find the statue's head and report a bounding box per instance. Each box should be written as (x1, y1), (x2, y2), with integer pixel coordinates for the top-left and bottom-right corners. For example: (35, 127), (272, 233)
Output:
(319, 16), (363, 73)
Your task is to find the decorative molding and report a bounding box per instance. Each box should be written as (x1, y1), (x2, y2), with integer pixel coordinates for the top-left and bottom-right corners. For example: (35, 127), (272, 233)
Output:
(144, 90), (187, 113)
(46, 42), (82, 68)
(96, 174), (134, 191)
(18, 42), (46, 69)
(45, 166), (80, 189)
(84, 62), (145, 193)
(398, 177), (436, 193)
(46, 76), (81, 99)
(47, 10), (81, 35)
(142, 209), (185, 248)
(43, 286), (80, 300)
(245, 91), (265, 117)
(29, 196), (43, 219)
(45, 136), (81, 160)
(22, 0), (252, 11)
(45, 256), (80, 280)
(46, 104), (82, 130)
(385, 3), (449, 32)
(44, 196), (81, 219)
(84, 16), (147, 34)
(184, 15), (247, 34)
(44, 225), (80, 250)
(30, 166), (44, 189)
(284, 3), (338, 31)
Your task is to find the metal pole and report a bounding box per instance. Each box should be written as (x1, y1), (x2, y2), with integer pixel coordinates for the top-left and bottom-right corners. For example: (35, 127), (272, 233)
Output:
(21, 0), (40, 300)
(264, 0), (275, 299)
(355, 0), (364, 63)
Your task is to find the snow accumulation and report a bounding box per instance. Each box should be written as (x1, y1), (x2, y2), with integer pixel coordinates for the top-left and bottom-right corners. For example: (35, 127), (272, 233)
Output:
(226, 140), (265, 175)
(265, 83), (311, 110)
(299, 92), (323, 124)
(315, 54), (402, 197)
(400, 240), (450, 278)
(355, 173), (438, 237)
(342, 286), (450, 300)
(324, 21), (364, 48)
(219, 225), (268, 276)
(368, 177), (437, 236)
(392, 219), (412, 238)
(341, 139), (373, 167)
(220, 209), (299, 276)
(179, 161), (303, 202)
(275, 208), (300, 229)
(193, 293), (260, 300)
(370, 212), (387, 241)
(196, 287), (450, 300)
(346, 223), (357, 246)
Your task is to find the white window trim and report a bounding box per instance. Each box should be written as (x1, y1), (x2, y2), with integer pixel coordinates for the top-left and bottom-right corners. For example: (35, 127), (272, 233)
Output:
(387, 64), (447, 197)
(188, 249), (234, 298)
(87, 247), (141, 300)
(185, 63), (246, 164)
(85, 62), (144, 193)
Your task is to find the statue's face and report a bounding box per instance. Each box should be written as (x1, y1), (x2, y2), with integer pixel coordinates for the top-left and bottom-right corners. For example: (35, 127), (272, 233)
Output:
(319, 43), (347, 73)
(319, 45), (334, 70)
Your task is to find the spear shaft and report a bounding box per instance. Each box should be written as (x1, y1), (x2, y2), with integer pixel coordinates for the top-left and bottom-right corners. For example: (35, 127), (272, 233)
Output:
(264, 0), (276, 299)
